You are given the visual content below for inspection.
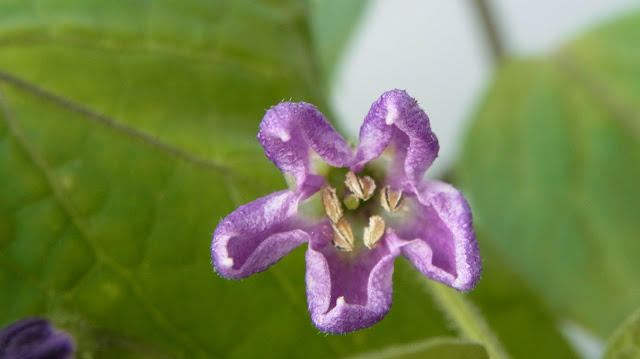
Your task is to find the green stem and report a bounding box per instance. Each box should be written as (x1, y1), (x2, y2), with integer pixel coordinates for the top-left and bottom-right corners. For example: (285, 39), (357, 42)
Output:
(470, 0), (506, 66)
(425, 280), (511, 359)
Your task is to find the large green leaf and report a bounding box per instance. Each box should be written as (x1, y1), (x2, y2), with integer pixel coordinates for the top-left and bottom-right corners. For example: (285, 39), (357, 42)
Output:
(603, 307), (640, 359)
(0, 1), (457, 358)
(467, 239), (578, 359)
(459, 11), (640, 337)
(310, 0), (368, 81)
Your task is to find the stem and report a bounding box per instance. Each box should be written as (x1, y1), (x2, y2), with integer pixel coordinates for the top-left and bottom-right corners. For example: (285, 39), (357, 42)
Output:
(470, 0), (506, 66)
(425, 280), (511, 359)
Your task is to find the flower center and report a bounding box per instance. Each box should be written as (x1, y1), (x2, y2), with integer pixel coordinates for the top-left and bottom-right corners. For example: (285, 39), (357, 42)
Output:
(321, 171), (404, 251)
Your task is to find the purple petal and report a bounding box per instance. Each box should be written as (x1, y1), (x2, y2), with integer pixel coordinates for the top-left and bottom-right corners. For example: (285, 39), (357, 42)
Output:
(353, 95), (394, 169)
(354, 89), (439, 190)
(305, 224), (402, 334)
(258, 102), (354, 188)
(393, 181), (481, 291)
(212, 177), (323, 279)
(0, 318), (74, 359)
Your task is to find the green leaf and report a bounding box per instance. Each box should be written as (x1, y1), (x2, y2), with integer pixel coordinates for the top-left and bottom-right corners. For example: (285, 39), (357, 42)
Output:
(310, 0), (368, 81)
(0, 1), (456, 358)
(459, 11), (640, 337)
(468, 239), (579, 359)
(603, 307), (640, 359)
(342, 337), (488, 359)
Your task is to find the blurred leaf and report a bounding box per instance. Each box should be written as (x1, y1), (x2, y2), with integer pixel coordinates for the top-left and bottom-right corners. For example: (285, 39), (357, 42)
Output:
(310, 0), (368, 81)
(459, 11), (640, 337)
(468, 238), (579, 359)
(603, 307), (640, 359)
(0, 1), (456, 358)
(343, 337), (488, 359)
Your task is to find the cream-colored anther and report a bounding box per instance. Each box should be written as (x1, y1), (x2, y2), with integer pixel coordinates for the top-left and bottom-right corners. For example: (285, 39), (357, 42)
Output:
(331, 218), (354, 251)
(344, 171), (376, 201)
(363, 215), (386, 249)
(381, 186), (405, 212)
(322, 186), (343, 224)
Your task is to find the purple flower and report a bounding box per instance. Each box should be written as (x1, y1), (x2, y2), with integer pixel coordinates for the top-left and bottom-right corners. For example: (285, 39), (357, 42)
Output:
(0, 318), (74, 359)
(211, 89), (482, 334)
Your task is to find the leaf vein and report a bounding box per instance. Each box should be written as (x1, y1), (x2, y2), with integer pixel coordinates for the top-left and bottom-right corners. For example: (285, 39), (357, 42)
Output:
(0, 70), (265, 191)
(554, 54), (640, 140)
(0, 88), (210, 359)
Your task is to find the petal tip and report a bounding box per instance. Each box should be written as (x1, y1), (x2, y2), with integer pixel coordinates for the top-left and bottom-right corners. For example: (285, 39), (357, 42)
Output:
(279, 131), (291, 142)
(305, 242), (398, 335)
(310, 304), (390, 335)
(211, 249), (237, 279)
(385, 105), (398, 125)
(382, 89), (410, 125)
(220, 257), (234, 269)
(453, 253), (483, 292)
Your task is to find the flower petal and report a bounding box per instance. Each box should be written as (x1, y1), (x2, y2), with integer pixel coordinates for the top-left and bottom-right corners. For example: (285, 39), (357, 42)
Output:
(354, 89), (439, 190)
(258, 102), (354, 188)
(393, 181), (481, 291)
(212, 178), (323, 279)
(305, 224), (402, 334)
(0, 318), (74, 359)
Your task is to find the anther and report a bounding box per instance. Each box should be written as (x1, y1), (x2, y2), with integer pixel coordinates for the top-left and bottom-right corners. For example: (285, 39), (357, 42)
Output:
(322, 186), (343, 224)
(344, 171), (376, 201)
(331, 218), (354, 251)
(363, 215), (386, 249)
(381, 186), (405, 212)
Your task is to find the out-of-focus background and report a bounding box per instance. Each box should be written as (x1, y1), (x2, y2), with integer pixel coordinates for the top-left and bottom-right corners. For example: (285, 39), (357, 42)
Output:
(0, 1), (639, 358)
(333, 0), (639, 176)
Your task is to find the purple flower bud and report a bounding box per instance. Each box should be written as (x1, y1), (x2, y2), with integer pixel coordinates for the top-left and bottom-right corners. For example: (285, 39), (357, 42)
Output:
(211, 90), (482, 334)
(0, 318), (74, 359)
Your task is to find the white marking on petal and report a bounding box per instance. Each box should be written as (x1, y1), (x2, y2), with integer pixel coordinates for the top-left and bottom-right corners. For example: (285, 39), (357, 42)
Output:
(385, 106), (398, 125)
(279, 131), (291, 142)
(221, 257), (234, 268)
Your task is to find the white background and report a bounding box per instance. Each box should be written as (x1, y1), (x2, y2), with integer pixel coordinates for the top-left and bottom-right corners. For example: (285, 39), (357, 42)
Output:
(332, 0), (639, 177)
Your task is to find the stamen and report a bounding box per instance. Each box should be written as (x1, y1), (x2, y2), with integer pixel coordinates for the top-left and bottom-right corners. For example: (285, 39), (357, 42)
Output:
(363, 215), (386, 249)
(322, 186), (343, 224)
(381, 186), (405, 212)
(344, 172), (376, 201)
(331, 218), (354, 251)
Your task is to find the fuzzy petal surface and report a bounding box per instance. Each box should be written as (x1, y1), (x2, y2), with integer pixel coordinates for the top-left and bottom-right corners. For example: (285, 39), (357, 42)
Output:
(305, 224), (402, 334)
(354, 89), (439, 190)
(0, 318), (74, 359)
(212, 176), (323, 279)
(258, 102), (354, 188)
(393, 181), (481, 291)
(211, 89), (481, 335)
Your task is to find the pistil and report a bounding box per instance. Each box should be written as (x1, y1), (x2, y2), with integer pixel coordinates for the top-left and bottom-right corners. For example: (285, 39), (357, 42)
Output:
(322, 173), (394, 251)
